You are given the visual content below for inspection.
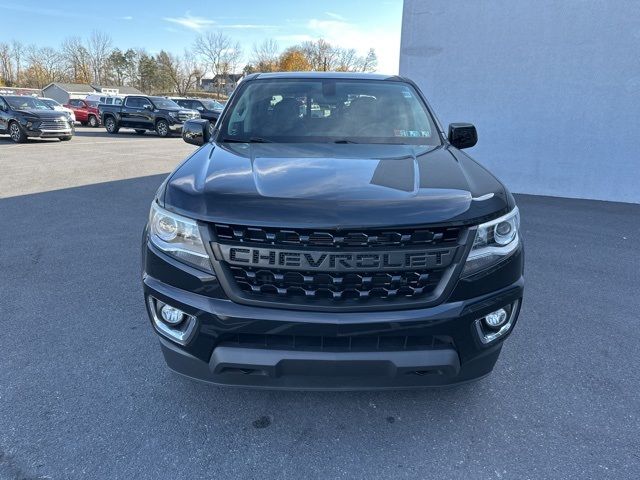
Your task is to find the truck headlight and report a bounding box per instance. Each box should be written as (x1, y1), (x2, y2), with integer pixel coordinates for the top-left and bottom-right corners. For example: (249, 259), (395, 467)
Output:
(463, 207), (520, 276)
(148, 202), (212, 271)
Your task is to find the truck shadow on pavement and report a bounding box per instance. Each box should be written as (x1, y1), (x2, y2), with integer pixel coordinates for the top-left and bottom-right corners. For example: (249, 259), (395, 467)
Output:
(1, 175), (639, 479)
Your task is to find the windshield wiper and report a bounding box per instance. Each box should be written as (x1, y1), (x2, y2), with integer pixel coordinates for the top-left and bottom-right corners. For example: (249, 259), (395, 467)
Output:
(333, 139), (359, 144)
(220, 137), (273, 143)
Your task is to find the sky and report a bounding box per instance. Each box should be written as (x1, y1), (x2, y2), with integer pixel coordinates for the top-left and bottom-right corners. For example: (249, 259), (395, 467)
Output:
(0, 1), (404, 74)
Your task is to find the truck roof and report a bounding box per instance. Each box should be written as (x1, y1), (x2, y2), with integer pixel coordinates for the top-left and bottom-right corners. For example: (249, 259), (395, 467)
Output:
(246, 72), (404, 81)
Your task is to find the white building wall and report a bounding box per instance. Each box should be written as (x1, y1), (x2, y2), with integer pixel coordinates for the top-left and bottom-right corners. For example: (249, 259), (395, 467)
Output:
(400, 0), (640, 203)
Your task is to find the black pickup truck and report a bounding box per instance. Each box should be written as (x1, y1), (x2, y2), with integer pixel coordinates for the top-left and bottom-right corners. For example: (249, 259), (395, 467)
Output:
(99, 95), (199, 137)
(142, 72), (524, 390)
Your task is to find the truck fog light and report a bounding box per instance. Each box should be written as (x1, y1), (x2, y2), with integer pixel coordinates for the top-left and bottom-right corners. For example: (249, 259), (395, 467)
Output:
(147, 297), (197, 345)
(160, 304), (184, 325)
(484, 308), (508, 329)
(475, 301), (520, 345)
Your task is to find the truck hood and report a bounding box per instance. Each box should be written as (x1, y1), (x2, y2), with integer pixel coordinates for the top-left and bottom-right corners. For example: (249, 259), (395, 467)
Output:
(164, 143), (509, 228)
(15, 109), (69, 120)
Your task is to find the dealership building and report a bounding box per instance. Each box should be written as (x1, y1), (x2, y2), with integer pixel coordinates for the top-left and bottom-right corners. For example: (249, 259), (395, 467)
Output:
(42, 83), (143, 105)
(400, 0), (639, 203)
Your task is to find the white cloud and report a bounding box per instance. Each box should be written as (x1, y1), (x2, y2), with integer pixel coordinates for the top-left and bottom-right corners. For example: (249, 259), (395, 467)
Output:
(120, 16), (133, 21)
(325, 12), (346, 21)
(163, 12), (215, 31)
(219, 24), (278, 30)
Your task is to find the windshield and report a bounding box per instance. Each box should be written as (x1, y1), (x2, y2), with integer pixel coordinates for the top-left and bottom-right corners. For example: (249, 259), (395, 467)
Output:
(41, 99), (60, 107)
(151, 97), (181, 109)
(202, 99), (223, 111)
(219, 79), (441, 145)
(5, 96), (53, 110)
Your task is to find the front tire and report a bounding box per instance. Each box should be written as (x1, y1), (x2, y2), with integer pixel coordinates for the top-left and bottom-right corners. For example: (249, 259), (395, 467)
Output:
(104, 116), (119, 134)
(9, 122), (27, 143)
(155, 119), (170, 137)
(88, 115), (99, 128)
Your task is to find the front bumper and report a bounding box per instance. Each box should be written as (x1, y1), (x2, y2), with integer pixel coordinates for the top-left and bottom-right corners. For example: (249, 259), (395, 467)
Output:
(26, 126), (74, 138)
(143, 241), (524, 390)
(168, 121), (184, 132)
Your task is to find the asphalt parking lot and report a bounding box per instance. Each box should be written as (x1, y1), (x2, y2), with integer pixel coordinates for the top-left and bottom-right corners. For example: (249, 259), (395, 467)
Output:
(1, 128), (639, 479)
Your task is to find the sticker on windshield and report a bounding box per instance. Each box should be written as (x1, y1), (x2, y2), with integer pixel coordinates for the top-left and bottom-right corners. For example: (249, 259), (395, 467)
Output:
(394, 129), (430, 137)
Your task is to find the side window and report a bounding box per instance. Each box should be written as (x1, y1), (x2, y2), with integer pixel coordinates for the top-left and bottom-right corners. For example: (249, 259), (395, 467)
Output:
(105, 98), (113, 105)
(193, 101), (204, 111)
(125, 97), (141, 108)
(0, 98), (8, 111)
(141, 98), (153, 109)
(114, 98), (123, 106)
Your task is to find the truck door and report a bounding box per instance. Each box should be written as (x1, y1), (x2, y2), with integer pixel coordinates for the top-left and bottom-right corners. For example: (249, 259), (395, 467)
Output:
(122, 97), (144, 127)
(0, 97), (9, 132)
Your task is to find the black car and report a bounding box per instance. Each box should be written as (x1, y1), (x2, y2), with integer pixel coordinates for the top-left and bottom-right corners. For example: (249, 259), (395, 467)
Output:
(142, 72), (524, 390)
(99, 96), (199, 137)
(171, 97), (223, 132)
(0, 95), (74, 143)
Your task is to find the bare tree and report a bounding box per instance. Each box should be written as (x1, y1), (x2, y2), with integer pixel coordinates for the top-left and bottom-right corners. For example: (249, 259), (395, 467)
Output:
(87, 30), (112, 84)
(157, 50), (202, 95)
(24, 45), (65, 88)
(251, 39), (279, 72)
(360, 48), (378, 72)
(194, 31), (242, 96)
(62, 37), (92, 83)
(12, 40), (24, 85)
(0, 43), (14, 85)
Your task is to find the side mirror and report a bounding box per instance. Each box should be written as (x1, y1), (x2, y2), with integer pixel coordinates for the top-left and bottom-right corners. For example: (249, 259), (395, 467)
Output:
(448, 123), (478, 149)
(182, 119), (211, 146)
(144, 104), (154, 111)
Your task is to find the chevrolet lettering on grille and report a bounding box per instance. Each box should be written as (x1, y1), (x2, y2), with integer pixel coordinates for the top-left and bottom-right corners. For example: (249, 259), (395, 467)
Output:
(217, 245), (456, 272)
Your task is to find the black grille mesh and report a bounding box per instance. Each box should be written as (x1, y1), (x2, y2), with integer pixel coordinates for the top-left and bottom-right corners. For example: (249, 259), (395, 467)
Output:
(219, 332), (453, 352)
(214, 224), (461, 249)
(230, 266), (443, 300)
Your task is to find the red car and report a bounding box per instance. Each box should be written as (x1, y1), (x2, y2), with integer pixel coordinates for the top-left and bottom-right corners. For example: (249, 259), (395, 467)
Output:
(64, 99), (101, 127)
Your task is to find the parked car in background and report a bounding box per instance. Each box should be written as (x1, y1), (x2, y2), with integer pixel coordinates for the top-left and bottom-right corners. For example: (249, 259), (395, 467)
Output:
(39, 98), (76, 123)
(100, 95), (199, 137)
(0, 95), (74, 143)
(65, 98), (101, 127)
(171, 97), (224, 132)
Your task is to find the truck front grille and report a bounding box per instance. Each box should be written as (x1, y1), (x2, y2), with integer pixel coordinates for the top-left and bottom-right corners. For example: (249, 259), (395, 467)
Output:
(178, 112), (198, 122)
(211, 223), (466, 310)
(40, 119), (69, 130)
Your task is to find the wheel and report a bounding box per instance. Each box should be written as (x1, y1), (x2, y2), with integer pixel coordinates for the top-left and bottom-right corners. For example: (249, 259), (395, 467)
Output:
(9, 121), (27, 143)
(104, 116), (119, 134)
(135, 129), (146, 135)
(88, 115), (99, 128)
(59, 136), (72, 141)
(155, 119), (170, 137)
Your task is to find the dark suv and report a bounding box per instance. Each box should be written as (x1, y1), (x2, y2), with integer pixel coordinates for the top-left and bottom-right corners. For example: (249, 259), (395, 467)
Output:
(171, 97), (224, 129)
(142, 72), (524, 389)
(0, 95), (74, 142)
